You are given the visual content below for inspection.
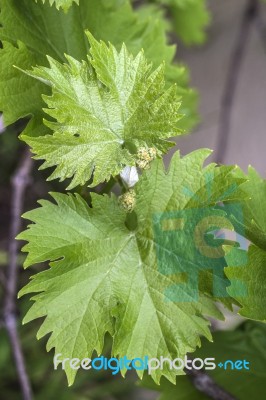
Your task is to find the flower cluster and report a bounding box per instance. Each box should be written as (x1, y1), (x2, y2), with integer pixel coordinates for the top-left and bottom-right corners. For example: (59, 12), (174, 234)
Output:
(136, 147), (157, 169)
(118, 189), (136, 212)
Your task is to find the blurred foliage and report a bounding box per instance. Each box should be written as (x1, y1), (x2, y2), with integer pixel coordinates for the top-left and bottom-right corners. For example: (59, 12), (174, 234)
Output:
(166, 0), (210, 45)
(134, 0), (211, 45)
(142, 320), (266, 400)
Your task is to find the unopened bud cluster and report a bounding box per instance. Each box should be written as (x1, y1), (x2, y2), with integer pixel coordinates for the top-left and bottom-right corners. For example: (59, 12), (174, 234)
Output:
(118, 189), (136, 212)
(136, 147), (157, 169)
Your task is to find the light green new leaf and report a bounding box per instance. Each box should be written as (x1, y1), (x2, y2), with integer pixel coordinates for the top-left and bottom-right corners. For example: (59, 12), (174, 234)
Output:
(34, 0), (78, 11)
(0, 0), (197, 135)
(18, 149), (246, 385)
(22, 34), (182, 188)
(225, 168), (266, 321)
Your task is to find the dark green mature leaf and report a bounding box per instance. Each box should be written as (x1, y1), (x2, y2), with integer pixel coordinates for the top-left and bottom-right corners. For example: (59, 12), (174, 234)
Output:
(18, 149), (246, 385)
(22, 34), (183, 188)
(143, 320), (266, 400)
(0, 0), (197, 136)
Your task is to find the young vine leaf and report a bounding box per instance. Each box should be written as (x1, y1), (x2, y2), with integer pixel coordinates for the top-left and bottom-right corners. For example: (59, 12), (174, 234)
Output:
(18, 149), (246, 385)
(21, 33), (183, 188)
(0, 0), (197, 137)
(34, 0), (79, 11)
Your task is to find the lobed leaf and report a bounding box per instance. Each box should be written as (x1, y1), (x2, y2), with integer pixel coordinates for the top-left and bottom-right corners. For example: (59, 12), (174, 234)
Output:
(0, 0), (198, 136)
(34, 0), (79, 12)
(19, 149), (246, 385)
(22, 34), (183, 188)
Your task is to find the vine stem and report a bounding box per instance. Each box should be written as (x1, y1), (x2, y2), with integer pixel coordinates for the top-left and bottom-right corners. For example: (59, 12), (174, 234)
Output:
(3, 148), (33, 400)
(186, 368), (237, 400)
(215, 0), (259, 164)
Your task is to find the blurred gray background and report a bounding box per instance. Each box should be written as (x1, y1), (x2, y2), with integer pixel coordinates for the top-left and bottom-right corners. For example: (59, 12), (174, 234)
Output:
(177, 0), (266, 175)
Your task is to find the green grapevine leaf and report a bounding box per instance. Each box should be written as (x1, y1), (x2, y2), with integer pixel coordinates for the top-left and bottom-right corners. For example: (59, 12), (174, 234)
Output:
(153, 0), (210, 45)
(18, 149), (246, 385)
(22, 34), (182, 188)
(225, 168), (266, 321)
(228, 167), (266, 248)
(171, 0), (210, 45)
(34, 0), (79, 11)
(0, 40), (49, 133)
(0, 0), (197, 136)
(226, 246), (266, 321)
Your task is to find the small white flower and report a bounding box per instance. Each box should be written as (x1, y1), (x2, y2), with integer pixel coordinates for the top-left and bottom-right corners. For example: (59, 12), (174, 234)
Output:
(120, 166), (139, 188)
